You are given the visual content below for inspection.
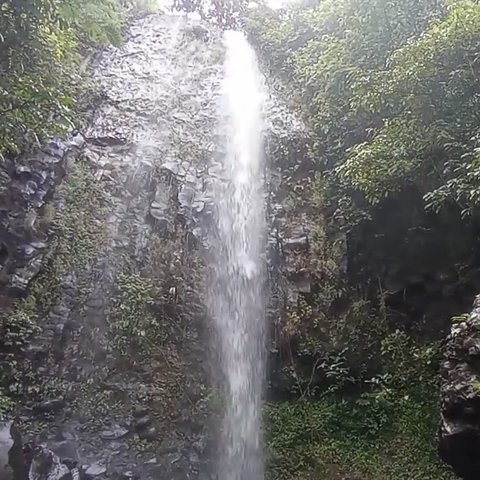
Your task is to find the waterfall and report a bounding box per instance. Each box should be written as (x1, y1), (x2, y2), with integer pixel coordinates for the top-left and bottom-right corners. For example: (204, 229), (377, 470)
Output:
(208, 30), (266, 480)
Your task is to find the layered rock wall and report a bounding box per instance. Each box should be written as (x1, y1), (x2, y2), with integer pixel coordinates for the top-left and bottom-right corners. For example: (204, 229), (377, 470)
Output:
(440, 295), (480, 480)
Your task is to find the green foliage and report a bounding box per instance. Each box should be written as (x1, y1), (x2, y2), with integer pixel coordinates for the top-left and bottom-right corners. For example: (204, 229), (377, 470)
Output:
(72, 383), (126, 424)
(0, 390), (13, 419)
(266, 338), (454, 480)
(379, 330), (440, 390)
(0, 297), (38, 352)
(266, 395), (453, 480)
(0, 296), (40, 393)
(0, 0), (129, 156)
(338, 1), (480, 212)
(247, 2), (480, 477)
(58, 0), (125, 47)
(172, 0), (247, 27)
(274, 175), (395, 396)
(29, 161), (108, 313)
(250, 7), (480, 474)
(248, 0), (480, 216)
(109, 274), (166, 358)
(51, 162), (108, 273)
(451, 312), (469, 323)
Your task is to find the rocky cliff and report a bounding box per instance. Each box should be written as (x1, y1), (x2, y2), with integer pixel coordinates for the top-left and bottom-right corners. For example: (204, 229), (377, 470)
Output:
(440, 295), (480, 480)
(0, 13), (224, 479)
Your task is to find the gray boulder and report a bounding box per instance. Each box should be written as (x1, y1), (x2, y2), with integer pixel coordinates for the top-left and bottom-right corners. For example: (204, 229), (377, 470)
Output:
(0, 421), (24, 480)
(440, 294), (480, 479)
(28, 445), (69, 480)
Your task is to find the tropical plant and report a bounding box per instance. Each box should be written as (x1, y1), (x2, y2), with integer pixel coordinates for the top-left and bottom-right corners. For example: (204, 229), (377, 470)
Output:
(0, 0), (129, 157)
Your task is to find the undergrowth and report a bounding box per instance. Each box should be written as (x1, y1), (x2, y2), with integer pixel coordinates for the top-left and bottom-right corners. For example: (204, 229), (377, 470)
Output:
(266, 391), (453, 480)
(266, 334), (455, 480)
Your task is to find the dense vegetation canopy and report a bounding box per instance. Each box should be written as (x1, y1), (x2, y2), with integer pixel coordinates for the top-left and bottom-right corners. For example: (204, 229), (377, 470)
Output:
(248, 0), (480, 218)
(0, 0), (153, 157)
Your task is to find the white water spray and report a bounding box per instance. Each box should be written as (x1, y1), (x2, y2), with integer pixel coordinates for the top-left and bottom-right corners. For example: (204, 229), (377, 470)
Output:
(208, 31), (266, 480)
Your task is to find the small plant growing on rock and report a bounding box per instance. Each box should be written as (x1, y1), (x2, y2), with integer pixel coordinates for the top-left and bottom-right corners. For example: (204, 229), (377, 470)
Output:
(451, 313), (470, 324)
(109, 273), (166, 359)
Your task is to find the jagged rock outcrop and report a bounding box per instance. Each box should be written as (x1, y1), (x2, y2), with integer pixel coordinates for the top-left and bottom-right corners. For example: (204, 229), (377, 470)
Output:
(0, 421), (24, 480)
(263, 114), (352, 395)
(28, 446), (72, 480)
(0, 134), (84, 296)
(440, 294), (480, 479)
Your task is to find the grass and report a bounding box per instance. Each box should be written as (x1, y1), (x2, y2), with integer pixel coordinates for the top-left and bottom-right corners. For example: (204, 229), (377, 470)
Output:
(265, 388), (455, 480)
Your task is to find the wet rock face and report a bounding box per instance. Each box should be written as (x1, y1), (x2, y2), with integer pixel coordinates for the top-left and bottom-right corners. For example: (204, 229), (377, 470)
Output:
(6, 13), (224, 480)
(0, 135), (84, 295)
(0, 421), (24, 480)
(28, 446), (70, 480)
(440, 294), (480, 479)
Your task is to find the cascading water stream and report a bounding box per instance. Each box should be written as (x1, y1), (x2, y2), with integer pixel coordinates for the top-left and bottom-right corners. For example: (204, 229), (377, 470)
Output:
(208, 31), (266, 480)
